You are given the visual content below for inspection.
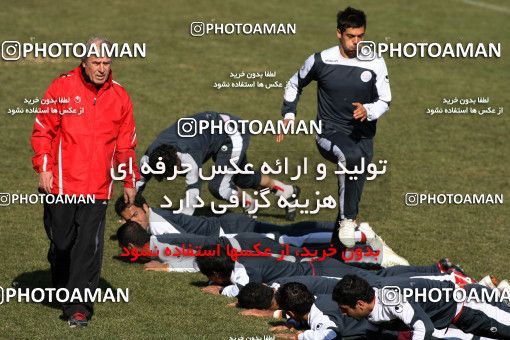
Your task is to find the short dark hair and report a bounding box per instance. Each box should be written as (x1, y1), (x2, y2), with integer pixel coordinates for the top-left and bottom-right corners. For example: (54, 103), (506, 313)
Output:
(332, 275), (374, 308)
(238, 283), (274, 309)
(195, 245), (234, 279)
(117, 220), (150, 248)
(275, 282), (314, 316)
(337, 7), (366, 33)
(148, 144), (178, 181)
(114, 192), (147, 217)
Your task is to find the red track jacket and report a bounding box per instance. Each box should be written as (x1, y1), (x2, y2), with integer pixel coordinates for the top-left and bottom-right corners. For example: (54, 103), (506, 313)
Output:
(31, 66), (140, 199)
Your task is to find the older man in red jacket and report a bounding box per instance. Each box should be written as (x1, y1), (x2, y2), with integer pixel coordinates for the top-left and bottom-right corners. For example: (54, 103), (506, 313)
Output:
(31, 37), (139, 327)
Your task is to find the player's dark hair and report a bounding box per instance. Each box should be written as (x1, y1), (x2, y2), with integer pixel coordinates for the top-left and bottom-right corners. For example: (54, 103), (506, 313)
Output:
(238, 283), (274, 309)
(195, 245), (234, 279)
(332, 275), (374, 308)
(336, 7), (366, 33)
(275, 282), (314, 316)
(148, 144), (178, 181)
(114, 192), (147, 217)
(117, 220), (150, 248)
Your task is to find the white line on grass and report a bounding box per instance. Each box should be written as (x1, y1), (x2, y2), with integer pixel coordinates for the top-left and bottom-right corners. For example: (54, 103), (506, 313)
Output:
(462, 0), (510, 14)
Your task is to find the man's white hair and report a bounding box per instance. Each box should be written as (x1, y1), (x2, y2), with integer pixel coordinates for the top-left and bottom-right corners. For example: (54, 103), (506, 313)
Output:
(81, 36), (113, 62)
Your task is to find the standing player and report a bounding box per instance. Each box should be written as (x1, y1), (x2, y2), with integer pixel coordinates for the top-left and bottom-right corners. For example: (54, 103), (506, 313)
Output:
(276, 7), (391, 248)
(137, 111), (300, 220)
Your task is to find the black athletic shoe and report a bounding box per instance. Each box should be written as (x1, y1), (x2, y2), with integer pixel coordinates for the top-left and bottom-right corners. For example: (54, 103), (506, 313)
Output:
(68, 312), (88, 328)
(285, 186), (301, 221)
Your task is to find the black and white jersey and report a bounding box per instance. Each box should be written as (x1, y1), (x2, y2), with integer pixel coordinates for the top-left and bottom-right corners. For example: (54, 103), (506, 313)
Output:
(368, 279), (460, 339)
(149, 208), (334, 248)
(149, 235), (200, 273)
(137, 112), (244, 214)
(145, 111), (234, 165)
(148, 208), (186, 235)
(282, 45), (391, 138)
(149, 207), (257, 236)
(271, 273), (461, 298)
(222, 257), (446, 298)
(270, 276), (341, 295)
(222, 256), (314, 297)
(301, 294), (369, 340)
(150, 232), (300, 273)
(222, 256), (371, 297)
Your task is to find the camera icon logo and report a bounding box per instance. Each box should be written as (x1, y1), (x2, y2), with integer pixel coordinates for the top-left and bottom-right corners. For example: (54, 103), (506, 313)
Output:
(190, 22), (205, 37)
(2, 41), (21, 61)
(405, 193), (419, 207)
(356, 41), (376, 61)
(177, 118), (197, 137)
(380, 286), (402, 306)
(0, 193), (11, 206)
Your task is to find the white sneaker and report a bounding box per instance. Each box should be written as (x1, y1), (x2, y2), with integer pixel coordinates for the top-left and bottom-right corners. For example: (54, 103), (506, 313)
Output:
(242, 193), (257, 214)
(358, 222), (381, 250)
(479, 275), (498, 289)
(358, 223), (409, 268)
(358, 222), (375, 239)
(498, 279), (510, 293)
(338, 219), (356, 248)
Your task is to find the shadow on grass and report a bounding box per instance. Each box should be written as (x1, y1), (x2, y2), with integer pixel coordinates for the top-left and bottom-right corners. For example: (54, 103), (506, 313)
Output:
(12, 269), (114, 311)
(112, 254), (151, 264)
(189, 280), (209, 287)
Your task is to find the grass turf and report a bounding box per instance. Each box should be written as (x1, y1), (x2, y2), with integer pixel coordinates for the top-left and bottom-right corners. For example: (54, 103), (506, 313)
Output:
(0, 0), (508, 338)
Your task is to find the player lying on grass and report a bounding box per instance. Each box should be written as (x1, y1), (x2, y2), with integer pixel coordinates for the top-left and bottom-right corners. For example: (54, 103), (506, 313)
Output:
(117, 222), (303, 271)
(115, 193), (333, 246)
(267, 282), (495, 340)
(238, 276), (497, 339)
(115, 220), (403, 272)
(333, 274), (510, 340)
(271, 282), (400, 339)
(237, 272), (473, 315)
(136, 111), (300, 220)
(115, 194), (409, 267)
(194, 244), (466, 298)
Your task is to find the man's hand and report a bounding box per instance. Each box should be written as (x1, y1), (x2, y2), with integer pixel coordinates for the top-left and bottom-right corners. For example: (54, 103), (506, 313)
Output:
(240, 309), (274, 317)
(144, 260), (169, 271)
(352, 102), (367, 121)
(201, 285), (222, 295)
(276, 119), (293, 143)
(124, 187), (136, 205)
(38, 171), (53, 193)
(226, 302), (238, 308)
(273, 328), (301, 340)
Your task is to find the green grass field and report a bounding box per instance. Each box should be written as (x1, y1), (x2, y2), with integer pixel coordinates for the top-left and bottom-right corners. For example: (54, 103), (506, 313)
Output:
(0, 0), (509, 338)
